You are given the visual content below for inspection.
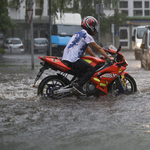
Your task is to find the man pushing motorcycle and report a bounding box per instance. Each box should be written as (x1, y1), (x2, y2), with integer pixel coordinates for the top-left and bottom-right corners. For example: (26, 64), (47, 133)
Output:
(62, 16), (114, 95)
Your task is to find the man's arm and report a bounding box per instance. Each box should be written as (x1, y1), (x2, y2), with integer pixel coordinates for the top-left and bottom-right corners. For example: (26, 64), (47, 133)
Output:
(86, 46), (95, 57)
(90, 42), (114, 61)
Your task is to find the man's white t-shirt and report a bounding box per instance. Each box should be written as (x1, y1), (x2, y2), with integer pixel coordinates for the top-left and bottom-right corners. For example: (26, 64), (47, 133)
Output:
(62, 29), (95, 63)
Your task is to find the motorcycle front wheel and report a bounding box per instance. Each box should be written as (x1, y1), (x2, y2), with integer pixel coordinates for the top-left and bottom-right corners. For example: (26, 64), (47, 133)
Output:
(108, 74), (137, 96)
(38, 75), (70, 99)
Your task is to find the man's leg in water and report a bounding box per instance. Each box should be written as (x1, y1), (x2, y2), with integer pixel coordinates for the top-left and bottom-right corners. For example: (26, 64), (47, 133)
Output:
(73, 59), (95, 95)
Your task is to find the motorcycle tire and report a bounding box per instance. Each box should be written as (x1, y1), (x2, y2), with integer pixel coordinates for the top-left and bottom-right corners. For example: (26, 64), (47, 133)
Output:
(38, 75), (70, 99)
(108, 74), (137, 96)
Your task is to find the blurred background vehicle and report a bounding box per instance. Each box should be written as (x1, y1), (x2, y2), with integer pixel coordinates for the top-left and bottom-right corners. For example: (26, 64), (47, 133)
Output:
(34, 38), (48, 54)
(140, 26), (150, 70)
(50, 13), (82, 57)
(132, 26), (147, 60)
(3, 38), (24, 54)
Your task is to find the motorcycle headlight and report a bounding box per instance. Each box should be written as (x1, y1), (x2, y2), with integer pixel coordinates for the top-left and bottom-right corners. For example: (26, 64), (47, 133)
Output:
(136, 42), (141, 48)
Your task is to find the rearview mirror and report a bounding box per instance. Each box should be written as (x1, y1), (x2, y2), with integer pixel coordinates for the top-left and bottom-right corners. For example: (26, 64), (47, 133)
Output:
(117, 45), (121, 53)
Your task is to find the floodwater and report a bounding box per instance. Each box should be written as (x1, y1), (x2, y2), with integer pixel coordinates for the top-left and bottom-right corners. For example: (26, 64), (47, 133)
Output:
(1, 52), (150, 150)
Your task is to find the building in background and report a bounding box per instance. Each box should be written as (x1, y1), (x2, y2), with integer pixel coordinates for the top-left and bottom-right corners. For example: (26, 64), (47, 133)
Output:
(7, 0), (50, 53)
(119, 0), (150, 50)
(6, 0), (150, 52)
(7, 0), (117, 53)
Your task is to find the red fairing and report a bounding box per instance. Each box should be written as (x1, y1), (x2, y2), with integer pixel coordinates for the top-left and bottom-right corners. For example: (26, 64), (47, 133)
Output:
(81, 56), (105, 67)
(38, 56), (71, 72)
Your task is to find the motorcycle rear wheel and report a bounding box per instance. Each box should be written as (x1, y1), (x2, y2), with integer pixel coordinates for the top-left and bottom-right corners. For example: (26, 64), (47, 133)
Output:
(38, 75), (69, 99)
(108, 74), (137, 96)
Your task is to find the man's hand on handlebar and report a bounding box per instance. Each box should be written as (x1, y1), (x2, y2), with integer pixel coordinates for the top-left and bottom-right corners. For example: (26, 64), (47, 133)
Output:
(109, 56), (114, 61)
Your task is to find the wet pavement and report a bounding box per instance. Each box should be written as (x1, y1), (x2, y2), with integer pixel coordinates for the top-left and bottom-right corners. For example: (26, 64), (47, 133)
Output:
(1, 51), (150, 150)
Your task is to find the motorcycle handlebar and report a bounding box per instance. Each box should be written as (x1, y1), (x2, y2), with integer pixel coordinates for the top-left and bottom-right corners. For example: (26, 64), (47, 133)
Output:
(100, 45), (122, 64)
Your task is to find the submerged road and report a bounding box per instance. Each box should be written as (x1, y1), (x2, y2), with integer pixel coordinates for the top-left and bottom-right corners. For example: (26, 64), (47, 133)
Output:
(0, 51), (150, 150)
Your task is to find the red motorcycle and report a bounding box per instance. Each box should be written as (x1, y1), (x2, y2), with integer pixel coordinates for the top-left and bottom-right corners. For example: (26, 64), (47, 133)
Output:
(34, 45), (137, 99)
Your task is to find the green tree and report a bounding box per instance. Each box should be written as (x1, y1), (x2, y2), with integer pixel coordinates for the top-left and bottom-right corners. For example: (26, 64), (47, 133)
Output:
(99, 13), (126, 36)
(65, 0), (80, 13)
(79, 0), (126, 36)
(0, 0), (16, 34)
(72, 0), (80, 13)
(10, 0), (71, 17)
(80, 0), (95, 17)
